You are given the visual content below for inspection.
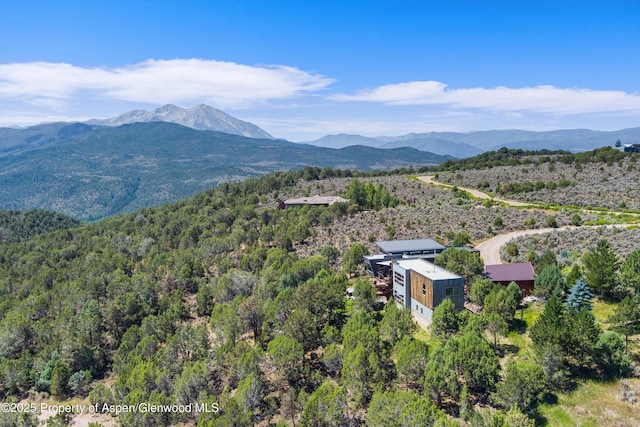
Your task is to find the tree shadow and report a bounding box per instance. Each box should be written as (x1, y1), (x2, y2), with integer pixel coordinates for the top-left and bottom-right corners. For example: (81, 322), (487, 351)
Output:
(512, 318), (527, 333)
(498, 343), (520, 356)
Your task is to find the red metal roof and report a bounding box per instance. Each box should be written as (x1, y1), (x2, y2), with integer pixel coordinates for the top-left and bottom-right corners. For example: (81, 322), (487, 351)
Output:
(484, 262), (535, 282)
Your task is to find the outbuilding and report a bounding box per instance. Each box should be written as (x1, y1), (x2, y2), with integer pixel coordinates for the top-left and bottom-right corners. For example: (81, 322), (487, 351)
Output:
(484, 262), (535, 296)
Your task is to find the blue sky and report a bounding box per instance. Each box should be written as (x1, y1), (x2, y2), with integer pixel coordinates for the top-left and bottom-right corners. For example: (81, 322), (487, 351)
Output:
(1, 0), (639, 141)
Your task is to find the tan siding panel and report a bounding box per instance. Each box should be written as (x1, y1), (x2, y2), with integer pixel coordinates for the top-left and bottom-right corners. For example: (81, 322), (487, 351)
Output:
(410, 271), (434, 308)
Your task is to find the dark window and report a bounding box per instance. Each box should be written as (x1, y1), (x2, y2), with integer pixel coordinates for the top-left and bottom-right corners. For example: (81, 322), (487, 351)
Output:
(445, 287), (453, 296)
(422, 284), (426, 295)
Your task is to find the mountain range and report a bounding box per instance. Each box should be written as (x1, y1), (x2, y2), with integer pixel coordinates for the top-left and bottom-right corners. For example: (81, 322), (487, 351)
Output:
(0, 122), (451, 220)
(303, 128), (640, 157)
(5, 104), (635, 158)
(1, 103), (638, 220)
(87, 103), (274, 139)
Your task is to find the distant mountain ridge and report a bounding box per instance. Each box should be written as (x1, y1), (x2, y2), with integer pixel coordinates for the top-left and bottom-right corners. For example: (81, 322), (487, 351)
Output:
(0, 122), (452, 220)
(87, 103), (274, 139)
(304, 128), (640, 157)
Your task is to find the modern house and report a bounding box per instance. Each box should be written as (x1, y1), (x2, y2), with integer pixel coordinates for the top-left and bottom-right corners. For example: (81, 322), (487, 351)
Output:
(623, 143), (640, 153)
(363, 238), (446, 278)
(484, 262), (535, 296)
(392, 258), (464, 322)
(283, 195), (349, 208)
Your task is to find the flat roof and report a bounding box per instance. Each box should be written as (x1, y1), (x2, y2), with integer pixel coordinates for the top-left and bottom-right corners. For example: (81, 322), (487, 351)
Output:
(485, 262), (535, 282)
(284, 195), (349, 205)
(396, 259), (462, 281)
(376, 238), (445, 254)
(364, 254), (388, 260)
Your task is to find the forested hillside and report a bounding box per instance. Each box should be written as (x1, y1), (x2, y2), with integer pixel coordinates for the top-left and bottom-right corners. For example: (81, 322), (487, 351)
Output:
(0, 210), (80, 243)
(0, 159), (639, 426)
(0, 122), (451, 220)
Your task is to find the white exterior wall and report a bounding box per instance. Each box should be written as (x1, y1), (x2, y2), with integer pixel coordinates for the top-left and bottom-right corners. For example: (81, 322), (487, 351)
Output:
(392, 263), (411, 308)
(411, 298), (434, 323)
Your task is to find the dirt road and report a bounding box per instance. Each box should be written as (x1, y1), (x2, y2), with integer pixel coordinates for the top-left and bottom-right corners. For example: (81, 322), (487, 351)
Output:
(476, 227), (576, 265)
(417, 175), (531, 207)
(418, 175), (635, 264)
(476, 225), (631, 265)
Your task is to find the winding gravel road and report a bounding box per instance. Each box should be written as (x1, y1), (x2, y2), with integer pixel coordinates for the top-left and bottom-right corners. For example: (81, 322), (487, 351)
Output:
(417, 175), (531, 207)
(476, 227), (577, 265)
(418, 175), (635, 264)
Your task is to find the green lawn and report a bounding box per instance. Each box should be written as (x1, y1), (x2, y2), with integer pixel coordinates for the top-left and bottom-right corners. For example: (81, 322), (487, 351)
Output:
(592, 297), (618, 329)
(538, 378), (640, 427)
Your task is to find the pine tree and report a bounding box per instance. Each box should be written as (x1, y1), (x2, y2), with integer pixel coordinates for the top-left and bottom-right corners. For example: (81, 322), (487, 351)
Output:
(534, 264), (566, 299)
(583, 240), (619, 298)
(529, 296), (567, 358)
(619, 249), (640, 297)
(430, 298), (459, 339)
(566, 279), (594, 312)
(609, 296), (640, 353)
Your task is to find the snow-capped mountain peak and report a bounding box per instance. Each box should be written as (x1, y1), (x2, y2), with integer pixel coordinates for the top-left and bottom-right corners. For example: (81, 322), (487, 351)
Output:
(87, 104), (273, 139)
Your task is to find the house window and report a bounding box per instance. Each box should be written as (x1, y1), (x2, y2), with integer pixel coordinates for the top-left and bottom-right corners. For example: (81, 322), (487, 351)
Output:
(420, 307), (423, 314)
(422, 284), (426, 295)
(445, 287), (453, 296)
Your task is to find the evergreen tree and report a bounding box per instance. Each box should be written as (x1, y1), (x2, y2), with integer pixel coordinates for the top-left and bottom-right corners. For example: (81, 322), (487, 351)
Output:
(608, 296), (640, 353)
(485, 312), (508, 351)
(434, 247), (484, 284)
(529, 296), (572, 390)
(430, 298), (459, 339)
(342, 243), (368, 277)
(567, 308), (600, 366)
(352, 279), (378, 313)
(342, 342), (383, 409)
(50, 360), (70, 399)
(345, 179), (367, 208)
(453, 331), (500, 392)
(534, 249), (557, 275)
(484, 286), (518, 326)
(619, 249), (640, 297)
(566, 279), (594, 312)
(267, 336), (304, 386)
(423, 343), (459, 408)
(493, 361), (546, 415)
(366, 390), (445, 427)
(469, 278), (497, 306)
(565, 263), (582, 288)
(395, 337), (429, 391)
(529, 296), (568, 358)
(583, 240), (619, 298)
(595, 332), (632, 377)
(534, 264), (566, 299)
(378, 298), (416, 347)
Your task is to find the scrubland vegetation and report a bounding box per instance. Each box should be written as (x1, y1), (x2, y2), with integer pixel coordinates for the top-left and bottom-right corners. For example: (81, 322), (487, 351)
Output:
(435, 148), (639, 211)
(0, 147), (638, 426)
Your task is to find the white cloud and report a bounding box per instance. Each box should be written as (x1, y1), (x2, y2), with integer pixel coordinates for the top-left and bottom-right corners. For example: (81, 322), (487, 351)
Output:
(333, 81), (640, 115)
(0, 59), (333, 109)
(1, 60), (638, 139)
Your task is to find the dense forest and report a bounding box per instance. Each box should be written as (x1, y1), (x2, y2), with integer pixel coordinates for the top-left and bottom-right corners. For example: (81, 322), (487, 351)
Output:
(0, 154), (639, 426)
(0, 210), (79, 244)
